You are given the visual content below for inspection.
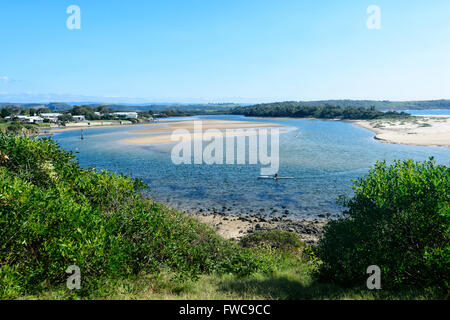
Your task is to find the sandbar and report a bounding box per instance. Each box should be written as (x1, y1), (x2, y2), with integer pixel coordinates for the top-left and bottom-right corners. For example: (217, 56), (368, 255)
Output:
(122, 119), (282, 145)
(353, 116), (450, 148)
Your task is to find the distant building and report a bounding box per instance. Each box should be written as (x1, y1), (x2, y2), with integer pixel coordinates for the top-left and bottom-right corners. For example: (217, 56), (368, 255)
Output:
(112, 112), (138, 119)
(72, 115), (86, 122)
(6, 115), (43, 123)
(27, 116), (44, 123)
(40, 113), (62, 123)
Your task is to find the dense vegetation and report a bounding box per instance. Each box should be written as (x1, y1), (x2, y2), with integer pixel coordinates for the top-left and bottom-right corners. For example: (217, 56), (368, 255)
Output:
(0, 121), (48, 135)
(234, 100), (450, 111)
(232, 104), (410, 120)
(240, 230), (306, 253)
(317, 159), (449, 290)
(0, 134), (274, 299)
(0, 102), (242, 113)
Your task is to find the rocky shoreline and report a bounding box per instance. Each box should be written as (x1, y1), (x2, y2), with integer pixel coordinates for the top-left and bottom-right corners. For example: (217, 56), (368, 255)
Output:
(185, 209), (328, 246)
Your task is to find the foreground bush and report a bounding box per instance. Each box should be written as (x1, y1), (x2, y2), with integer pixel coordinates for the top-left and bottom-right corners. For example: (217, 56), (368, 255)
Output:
(0, 134), (273, 298)
(240, 230), (305, 252)
(317, 158), (449, 290)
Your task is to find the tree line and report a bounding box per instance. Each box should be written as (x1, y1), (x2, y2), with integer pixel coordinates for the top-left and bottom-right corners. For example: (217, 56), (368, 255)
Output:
(231, 103), (411, 120)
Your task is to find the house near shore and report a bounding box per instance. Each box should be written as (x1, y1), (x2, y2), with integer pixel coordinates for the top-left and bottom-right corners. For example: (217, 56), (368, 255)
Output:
(71, 115), (86, 122)
(5, 115), (44, 123)
(107, 112), (139, 119)
(40, 113), (62, 123)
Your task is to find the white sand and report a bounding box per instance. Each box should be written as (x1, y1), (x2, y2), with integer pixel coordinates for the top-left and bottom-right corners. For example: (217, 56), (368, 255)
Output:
(122, 119), (282, 145)
(353, 116), (450, 148)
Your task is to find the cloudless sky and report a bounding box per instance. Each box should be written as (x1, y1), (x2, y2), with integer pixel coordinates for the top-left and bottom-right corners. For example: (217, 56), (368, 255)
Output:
(0, 0), (449, 103)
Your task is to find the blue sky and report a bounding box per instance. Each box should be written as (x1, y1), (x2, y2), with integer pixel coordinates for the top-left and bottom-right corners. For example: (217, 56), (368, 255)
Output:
(0, 0), (449, 103)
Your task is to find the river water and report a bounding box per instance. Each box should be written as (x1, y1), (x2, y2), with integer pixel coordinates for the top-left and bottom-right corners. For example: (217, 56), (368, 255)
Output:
(52, 114), (450, 219)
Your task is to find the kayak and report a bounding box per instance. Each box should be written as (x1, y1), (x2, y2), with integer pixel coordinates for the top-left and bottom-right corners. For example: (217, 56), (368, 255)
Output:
(258, 176), (294, 179)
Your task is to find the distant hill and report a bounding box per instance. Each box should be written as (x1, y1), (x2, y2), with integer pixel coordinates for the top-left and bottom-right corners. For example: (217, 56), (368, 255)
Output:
(96, 103), (241, 112)
(0, 102), (241, 112)
(1, 100), (449, 112)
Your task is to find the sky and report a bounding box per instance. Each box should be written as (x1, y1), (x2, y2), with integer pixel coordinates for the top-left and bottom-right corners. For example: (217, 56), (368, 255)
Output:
(0, 0), (449, 103)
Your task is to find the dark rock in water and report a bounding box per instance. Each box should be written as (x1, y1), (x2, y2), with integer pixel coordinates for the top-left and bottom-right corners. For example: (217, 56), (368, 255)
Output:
(282, 205), (287, 209)
(260, 208), (265, 212)
(284, 210), (289, 214)
(318, 214), (325, 218)
(223, 217), (229, 221)
(199, 209), (204, 212)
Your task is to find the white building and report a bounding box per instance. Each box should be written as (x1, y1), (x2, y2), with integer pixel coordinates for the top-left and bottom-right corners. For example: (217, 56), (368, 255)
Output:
(27, 116), (44, 123)
(72, 115), (86, 122)
(6, 115), (43, 123)
(40, 113), (62, 123)
(113, 112), (138, 119)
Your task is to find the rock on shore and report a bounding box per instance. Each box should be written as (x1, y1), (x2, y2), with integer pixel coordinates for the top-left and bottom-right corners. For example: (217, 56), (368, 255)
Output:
(188, 211), (327, 246)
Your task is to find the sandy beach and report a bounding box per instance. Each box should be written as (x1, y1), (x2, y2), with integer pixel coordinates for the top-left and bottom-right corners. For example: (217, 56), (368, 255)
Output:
(44, 121), (143, 133)
(353, 116), (450, 148)
(122, 119), (282, 145)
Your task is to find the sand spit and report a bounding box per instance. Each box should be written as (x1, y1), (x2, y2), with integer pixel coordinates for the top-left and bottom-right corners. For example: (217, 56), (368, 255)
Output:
(123, 119), (282, 145)
(353, 116), (450, 148)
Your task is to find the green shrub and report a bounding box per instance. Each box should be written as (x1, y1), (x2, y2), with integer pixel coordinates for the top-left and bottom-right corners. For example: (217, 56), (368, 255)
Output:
(240, 230), (305, 252)
(317, 158), (449, 290)
(0, 133), (274, 298)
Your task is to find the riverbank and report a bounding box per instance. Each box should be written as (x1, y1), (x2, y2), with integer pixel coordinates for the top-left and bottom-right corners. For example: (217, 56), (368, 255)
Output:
(353, 115), (450, 148)
(43, 120), (146, 133)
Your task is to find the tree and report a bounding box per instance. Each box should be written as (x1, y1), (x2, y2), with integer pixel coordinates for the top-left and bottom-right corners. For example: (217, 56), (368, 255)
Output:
(0, 108), (11, 119)
(317, 158), (449, 290)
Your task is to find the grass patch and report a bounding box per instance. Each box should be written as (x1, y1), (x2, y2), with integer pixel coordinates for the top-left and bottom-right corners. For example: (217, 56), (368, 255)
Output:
(21, 262), (446, 300)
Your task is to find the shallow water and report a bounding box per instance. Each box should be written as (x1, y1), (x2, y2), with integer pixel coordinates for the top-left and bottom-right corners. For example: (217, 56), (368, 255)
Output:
(52, 114), (450, 219)
(404, 109), (450, 116)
